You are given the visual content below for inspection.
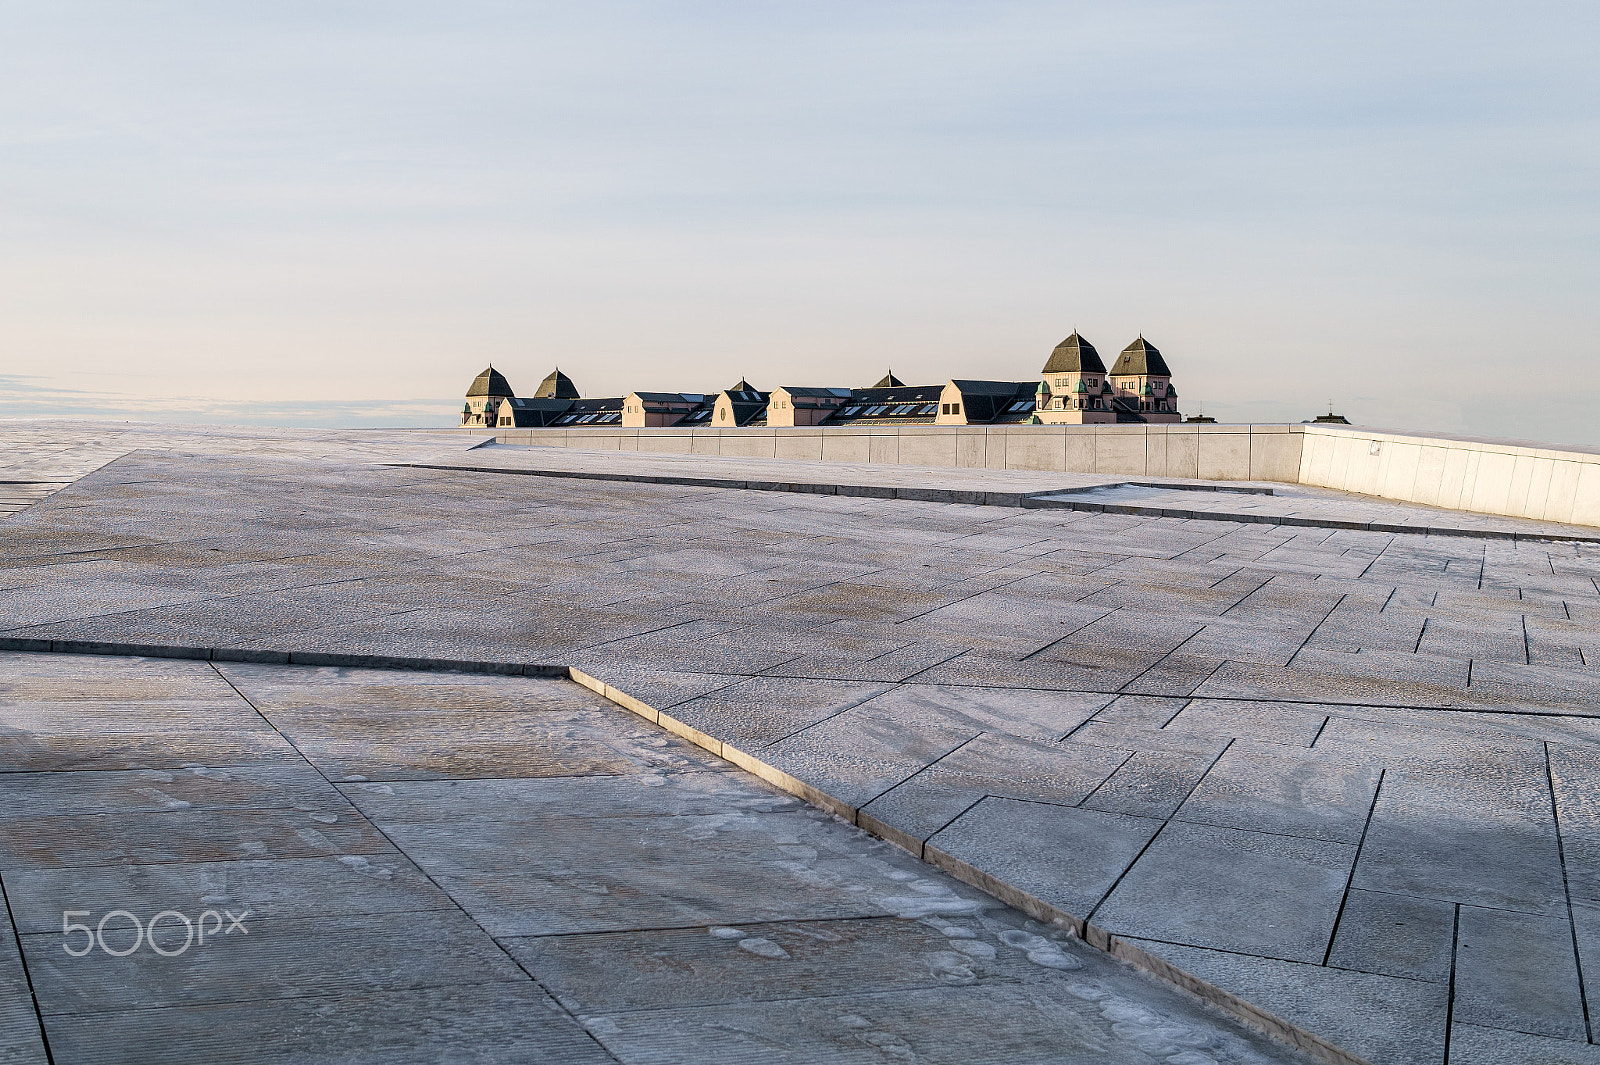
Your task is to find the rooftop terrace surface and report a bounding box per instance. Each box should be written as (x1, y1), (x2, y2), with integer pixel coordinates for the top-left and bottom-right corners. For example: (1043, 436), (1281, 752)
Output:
(0, 653), (1306, 1065)
(417, 442), (1597, 540)
(4, 422), (1600, 1064)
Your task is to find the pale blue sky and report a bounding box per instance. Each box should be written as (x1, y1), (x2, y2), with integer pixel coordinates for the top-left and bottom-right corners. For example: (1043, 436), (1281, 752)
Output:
(2, 2), (1596, 442)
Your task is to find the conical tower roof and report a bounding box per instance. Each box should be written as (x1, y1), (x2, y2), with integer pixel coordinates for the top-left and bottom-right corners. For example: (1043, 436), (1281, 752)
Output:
(466, 366), (515, 398)
(1042, 333), (1106, 375)
(1110, 337), (1171, 376)
(535, 367), (580, 399)
(873, 371), (905, 387)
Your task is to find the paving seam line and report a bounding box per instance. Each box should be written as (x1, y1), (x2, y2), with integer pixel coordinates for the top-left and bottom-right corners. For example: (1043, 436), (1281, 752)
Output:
(386, 462), (1598, 543)
(0, 635), (1367, 1065)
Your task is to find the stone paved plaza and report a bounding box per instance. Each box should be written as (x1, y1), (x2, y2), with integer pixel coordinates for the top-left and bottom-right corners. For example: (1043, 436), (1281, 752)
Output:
(4, 422), (1600, 1063)
(1, 653), (1305, 1065)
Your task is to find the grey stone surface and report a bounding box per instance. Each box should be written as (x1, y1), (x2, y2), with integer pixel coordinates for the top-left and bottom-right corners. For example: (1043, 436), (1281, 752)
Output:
(1324, 888), (1456, 982)
(577, 982), (1273, 1065)
(1453, 904), (1588, 1042)
(927, 797), (1163, 916)
(1162, 699), (1332, 747)
(861, 731), (1127, 843)
(1123, 938), (1448, 1065)
(755, 707), (976, 809)
(43, 983), (613, 1065)
(1351, 771), (1567, 916)
(1446, 1022), (1600, 1064)
(1079, 748), (1222, 820)
(0, 651), (1309, 1064)
(1093, 821), (1355, 963)
(28, 909), (526, 1013)
(1173, 745), (1382, 844)
(0, 907), (49, 1065)
(7, 427), (1600, 1062)
(659, 676), (894, 749)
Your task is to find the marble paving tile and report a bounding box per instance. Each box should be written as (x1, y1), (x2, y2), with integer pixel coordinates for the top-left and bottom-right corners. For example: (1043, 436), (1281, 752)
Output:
(1453, 904), (1587, 1042)
(927, 797), (1162, 917)
(1094, 821), (1355, 962)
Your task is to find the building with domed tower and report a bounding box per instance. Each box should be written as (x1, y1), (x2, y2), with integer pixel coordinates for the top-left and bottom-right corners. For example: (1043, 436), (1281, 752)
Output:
(1032, 333), (1115, 424)
(1107, 337), (1180, 423)
(459, 332), (1180, 430)
(460, 366), (515, 427)
(460, 365), (622, 428)
(1033, 334), (1180, 424)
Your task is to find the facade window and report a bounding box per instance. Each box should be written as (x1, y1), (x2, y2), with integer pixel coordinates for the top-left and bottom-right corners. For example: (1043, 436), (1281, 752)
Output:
(951, 403), (960, 415)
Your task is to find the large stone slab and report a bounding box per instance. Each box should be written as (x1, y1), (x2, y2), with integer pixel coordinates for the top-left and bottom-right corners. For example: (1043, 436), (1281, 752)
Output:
(927, 797), (1162, 917)
(1173, 744), (1382, 844)
(1124, 938), (1448, 1065)
(1094, 820), (1355, 962)
(1453, 904), (1587, 1042)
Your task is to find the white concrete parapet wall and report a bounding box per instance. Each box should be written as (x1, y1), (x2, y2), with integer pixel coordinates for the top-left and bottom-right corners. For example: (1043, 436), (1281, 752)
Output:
(1297, 424), (1600, 527)
(494, 423), (1307, 481)
(492, 423), (1600, 528)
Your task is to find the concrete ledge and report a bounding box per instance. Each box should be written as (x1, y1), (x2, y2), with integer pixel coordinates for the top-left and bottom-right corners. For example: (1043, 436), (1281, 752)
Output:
(0, 637), (1371, 1065)
(856, 810), (929, 860)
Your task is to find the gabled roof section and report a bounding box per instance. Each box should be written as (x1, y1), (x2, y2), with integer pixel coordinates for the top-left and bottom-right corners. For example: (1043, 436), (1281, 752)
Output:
(1042, 333), (1107, 375)
(535, 368), (580, 399)
(1110, 337), (1171, 377)
(846, 384), (945, 405)
(720, 392), (770, 426)
(631, 391), (703, 404)
(676, 395), (719, 426)
(499, 397), (575, 427)
(947, 380), (1037, 423)
(779, 386), (853, 399)
(949, 379), (1034, 396)
(818, 383), (944, 425)
(550, 396), (624, 426)
(467, 366), (515, 398)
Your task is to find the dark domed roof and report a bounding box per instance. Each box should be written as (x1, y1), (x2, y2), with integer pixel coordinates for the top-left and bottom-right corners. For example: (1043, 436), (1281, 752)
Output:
(1110, 337), (1171, 377)
(873, 371), (905, 388)
(535, 368), (580, 399)
(466, 366), (514, 398)
(1041, 333), (1106, 375)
